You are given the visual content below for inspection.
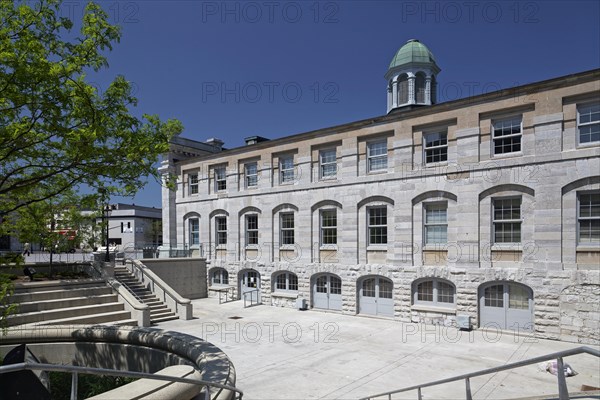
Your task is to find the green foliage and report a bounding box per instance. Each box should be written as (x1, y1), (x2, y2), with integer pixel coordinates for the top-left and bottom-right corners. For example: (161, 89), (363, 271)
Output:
(49, 372), (136, 399)
(0, 0), (183, 223)
(0, 272), (18, 335)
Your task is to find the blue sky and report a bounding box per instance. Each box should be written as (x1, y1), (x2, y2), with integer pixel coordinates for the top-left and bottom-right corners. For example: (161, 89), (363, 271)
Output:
(82, 1), (600, 207)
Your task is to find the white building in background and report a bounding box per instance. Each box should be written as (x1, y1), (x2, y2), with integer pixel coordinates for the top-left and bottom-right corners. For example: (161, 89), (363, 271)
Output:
(104, 203), (163, 251)
(160, 40), (600, 344)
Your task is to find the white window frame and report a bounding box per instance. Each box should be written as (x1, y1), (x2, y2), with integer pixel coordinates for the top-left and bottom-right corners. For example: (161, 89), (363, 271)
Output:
(319, 148), (337, 179)
(189, 173), (199, 195)
(245, 214), (259, 246)
(424, 202), (448, 245)
(367, 140), (388, 173)
(280, 212), (295, 246)
(214, 166), (227, 192)
(423, 131), (448, 165)
(215, 216), (227, 246)
(577, 192), (600, 245)
(274, 271), (298, 293)
(367, 206), (387, 245)
(577, 102), (600, 145)
(245, 162), (258, 188)
(320, 209), (337, 246)
(412, 278), (456, 307)
(189, 218), (200, 246)
(279, 155), (295, 184)
(492, 197), (522, 244)
(492, 116), (522, 156)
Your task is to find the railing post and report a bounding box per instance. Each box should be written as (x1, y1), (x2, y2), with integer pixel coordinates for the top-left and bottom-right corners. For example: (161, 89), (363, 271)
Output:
(556, 357), (569, 400)
(465, 377), (472, 400)
(70, 371), (78, 400)
(204, 385), (211, 400)
(417, 387), (422, 400)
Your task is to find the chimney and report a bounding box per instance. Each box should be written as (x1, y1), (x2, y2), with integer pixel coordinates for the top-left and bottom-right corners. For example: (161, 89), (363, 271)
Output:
(244, 136), (270, 145)
(206, 138), (224, 151)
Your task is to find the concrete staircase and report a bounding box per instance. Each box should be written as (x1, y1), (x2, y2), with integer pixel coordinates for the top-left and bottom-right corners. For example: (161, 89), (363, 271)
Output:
(7, 279), (137, 327)
(113, 266), (178, 324)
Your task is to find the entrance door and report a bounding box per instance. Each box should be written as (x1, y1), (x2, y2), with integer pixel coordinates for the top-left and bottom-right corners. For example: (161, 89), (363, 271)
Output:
(312, 274), (342, 310)
(358, 276), (394, 317)
(479, 282), (533, 331)
(240, 270), (260, 303)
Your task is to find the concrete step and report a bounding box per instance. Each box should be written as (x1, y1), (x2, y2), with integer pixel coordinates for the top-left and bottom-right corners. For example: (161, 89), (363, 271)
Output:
(8, 302), (125, 325)
(151, 314), (179, 323)
(16, 294), (118, 313)
(30, 310), (134, 326)
(13, 279), (107, 294)
(9, 285), (112, 303)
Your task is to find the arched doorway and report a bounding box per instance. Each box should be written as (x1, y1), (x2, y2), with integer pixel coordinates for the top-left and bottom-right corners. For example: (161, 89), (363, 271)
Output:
(312, 273), (342, 311)
(479, 281), (534, 332)
(239, 269), (261, 303)
(358, 276), (394, 317)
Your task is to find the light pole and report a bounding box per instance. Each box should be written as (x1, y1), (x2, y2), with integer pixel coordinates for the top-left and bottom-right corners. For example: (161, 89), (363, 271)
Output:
(104, 204), (110, 262)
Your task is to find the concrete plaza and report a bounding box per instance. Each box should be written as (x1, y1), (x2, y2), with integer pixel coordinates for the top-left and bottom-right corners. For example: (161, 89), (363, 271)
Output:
(158, 298), (600, 400)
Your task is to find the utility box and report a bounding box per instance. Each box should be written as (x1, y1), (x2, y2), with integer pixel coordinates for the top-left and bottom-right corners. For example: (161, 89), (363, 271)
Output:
(456, 315), (472, 330)
(296, 298), (308, 310)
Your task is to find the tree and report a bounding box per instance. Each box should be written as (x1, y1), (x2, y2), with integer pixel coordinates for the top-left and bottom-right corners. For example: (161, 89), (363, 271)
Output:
(0, 0), (182, 224)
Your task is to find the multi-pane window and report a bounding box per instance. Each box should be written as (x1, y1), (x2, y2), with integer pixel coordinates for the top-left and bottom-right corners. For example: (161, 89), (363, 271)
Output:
(484, 284), (504, 307)
(367, 140), (388, 172)
(319, 149), (337, 179)
(211, 268), (229, 285)
(245, 162), (258, 188)
(274, 272), (298, 292)
(320, 209), (337, 245)
(578, 103), (600, 144)
(368, 206), (387, 245)
(413, 279), (455, 306)
(280, 213), (295, 245)
(493, 198), (521, 243)
(493, 117), (522, 155)
(189, 173), (199, 195)
(280, 155), (294, 184)
(509, 284), (529, 310)
(215, 216), (227, 245)
(424, 132), (448, 164)
(578, 193), (600, 244)
(214, 166), (227, 191)
(424, 203), (447, 245)
(189, 218), (199, 246)
(245, 214), (258, 246)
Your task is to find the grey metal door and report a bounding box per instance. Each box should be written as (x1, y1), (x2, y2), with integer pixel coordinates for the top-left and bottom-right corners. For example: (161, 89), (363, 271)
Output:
(479, 282), (533, 331)
(313, 274), (342, 310)
(359, 277), (394, 317)
(240, 270), (260, 303)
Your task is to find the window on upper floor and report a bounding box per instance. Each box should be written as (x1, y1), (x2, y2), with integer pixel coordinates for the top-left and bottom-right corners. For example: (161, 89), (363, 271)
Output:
(424, 132), (448, 164)
(189, 173), (199, 195)
(320, 209), (337, 246)
(578, 192), (600, 245)
(492, 116), (522, 155)
(274, 271), (298, 292)
(280, 212), (295, 246)
(368, 206), (387, 245)
(412, 279), (455, 307)
(245, 162), (258, 188)
(367, 140), (388, 172)
(189, 218), (199, 246)
(279, 155), (294, 184)
(424, 203), (447, 245)
(214, 166), (227, 192)
(215, 216), (227, 245)
(577, 102), (600, 145)
(319, 148), (337, 179)
(493, 197), (521, 244)
(245, 214), (258, 246)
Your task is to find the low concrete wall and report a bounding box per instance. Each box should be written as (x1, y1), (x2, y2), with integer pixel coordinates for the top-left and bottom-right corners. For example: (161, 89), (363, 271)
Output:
(141, 258), (207, 299)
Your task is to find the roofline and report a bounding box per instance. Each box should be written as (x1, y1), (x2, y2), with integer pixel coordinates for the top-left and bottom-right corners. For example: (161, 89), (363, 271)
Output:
(176, 68), (600, 166)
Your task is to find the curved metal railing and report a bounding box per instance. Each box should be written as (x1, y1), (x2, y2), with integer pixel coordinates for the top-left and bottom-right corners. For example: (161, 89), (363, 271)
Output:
(360, 346), (600, 400)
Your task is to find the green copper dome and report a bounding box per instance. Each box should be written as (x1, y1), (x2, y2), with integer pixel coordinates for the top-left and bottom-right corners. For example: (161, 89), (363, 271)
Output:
(388, 39), (437, 69)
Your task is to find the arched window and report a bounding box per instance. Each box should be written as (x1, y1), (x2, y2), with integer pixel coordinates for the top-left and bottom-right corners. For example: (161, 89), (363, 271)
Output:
(211, 268), (229, 286)
(415, 72), (426, 103)
(430, 75), (437, 103)
(412, 278), (455, 307)
(398, 74), (409, 104)
(273, 271), (298, 292)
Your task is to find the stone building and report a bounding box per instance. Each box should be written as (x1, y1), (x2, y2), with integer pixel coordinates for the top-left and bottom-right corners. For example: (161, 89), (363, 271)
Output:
(161, 40), (600, 343)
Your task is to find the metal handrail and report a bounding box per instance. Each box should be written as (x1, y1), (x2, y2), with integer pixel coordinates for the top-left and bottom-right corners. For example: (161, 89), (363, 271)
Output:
(243, 288), (261, 308)
(360, 346), (600, 400)
(0, 361), (243, 400)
